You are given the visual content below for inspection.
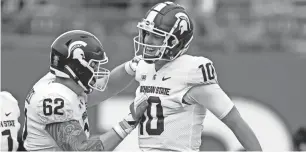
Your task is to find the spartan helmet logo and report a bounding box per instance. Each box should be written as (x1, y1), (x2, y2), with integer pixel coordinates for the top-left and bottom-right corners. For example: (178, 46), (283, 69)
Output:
(67, 41), (87, 59)
(73, 48), (85, 60)
(68, 41), (88, 67)
(175, 12), (190, 35)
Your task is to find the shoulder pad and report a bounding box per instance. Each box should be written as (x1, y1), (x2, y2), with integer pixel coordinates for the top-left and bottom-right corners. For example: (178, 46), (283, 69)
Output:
(186, 56), (218, 85)
(0, 91), (20, 117)
(135, 60), (155, 81)
(0, 91), (18, 104)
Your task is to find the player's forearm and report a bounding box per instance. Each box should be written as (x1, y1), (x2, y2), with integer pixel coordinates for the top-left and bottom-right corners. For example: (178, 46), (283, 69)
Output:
(98, 129), (124, 151)
(97, 114), (139, 151)
(59, 130), (123, 151)
(68, 129), (124, 151)
(107, 62), (135, 94)
(229, 119), (262, 151)
(46, 121), (103, 151)
(46, 120), (129, 151)
(70, 136), (105, 151)
(221, 107), (262, 151)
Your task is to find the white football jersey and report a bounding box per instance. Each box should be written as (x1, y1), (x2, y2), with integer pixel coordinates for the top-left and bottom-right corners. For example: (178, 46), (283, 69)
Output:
(23, 73), (89, 151)
(0, 91), (21, 152)
(135, 55), (218, 151)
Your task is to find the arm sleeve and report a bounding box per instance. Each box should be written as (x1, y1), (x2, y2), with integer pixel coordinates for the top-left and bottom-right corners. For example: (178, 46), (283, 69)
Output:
(45, 120), (104, 151)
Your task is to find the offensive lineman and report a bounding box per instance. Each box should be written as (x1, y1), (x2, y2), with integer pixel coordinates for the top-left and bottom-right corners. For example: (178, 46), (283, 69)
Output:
(22, 30), (148, 151)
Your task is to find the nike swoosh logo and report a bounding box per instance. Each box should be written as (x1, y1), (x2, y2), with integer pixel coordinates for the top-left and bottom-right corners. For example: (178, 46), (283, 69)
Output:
(5, 112), (11, 116)
(162, 76), (171, 81)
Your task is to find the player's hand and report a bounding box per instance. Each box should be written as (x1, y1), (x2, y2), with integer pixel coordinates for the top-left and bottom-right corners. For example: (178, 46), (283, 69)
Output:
(130, 93), (149, 120)
(114, 95), (148, 139)
(130, 55), (142, 72)
(125, 55), (142, 76)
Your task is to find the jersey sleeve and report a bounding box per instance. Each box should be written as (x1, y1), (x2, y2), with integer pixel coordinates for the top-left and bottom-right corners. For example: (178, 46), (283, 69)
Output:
(36, 93), (75, 124)
(186, 57), (218, 86)
(135, 60), (151, 82)
(185, 84), (234, 119)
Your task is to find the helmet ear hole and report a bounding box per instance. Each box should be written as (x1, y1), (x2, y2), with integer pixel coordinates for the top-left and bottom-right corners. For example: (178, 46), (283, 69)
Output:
(163, 41), (184, 60)
(50, 50), (66, 71)
(167, 36), (177, 48)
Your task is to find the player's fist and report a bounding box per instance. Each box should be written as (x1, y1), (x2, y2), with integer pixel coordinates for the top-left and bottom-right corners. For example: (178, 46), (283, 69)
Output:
(125, 55), (142, 76)
(113, 94), (148, 139)
(130, 93), (148, 120)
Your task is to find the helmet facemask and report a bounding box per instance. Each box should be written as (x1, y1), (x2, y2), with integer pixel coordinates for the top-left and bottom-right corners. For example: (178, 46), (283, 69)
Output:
(87, 58), (110, 92)
(133, 19), (180, 61)
(65, 54), (110, 94)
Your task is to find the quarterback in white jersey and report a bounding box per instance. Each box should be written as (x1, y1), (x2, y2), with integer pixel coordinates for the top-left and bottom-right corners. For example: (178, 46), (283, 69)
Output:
(0, 91), (20, 151)
(131, 1), (262, 151)
(23, 30), (148, 151)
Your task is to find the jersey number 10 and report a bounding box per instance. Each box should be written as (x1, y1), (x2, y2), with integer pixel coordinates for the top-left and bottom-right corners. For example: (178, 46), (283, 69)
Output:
(199, 62), (216, 82)
(139, 96), (164, 135)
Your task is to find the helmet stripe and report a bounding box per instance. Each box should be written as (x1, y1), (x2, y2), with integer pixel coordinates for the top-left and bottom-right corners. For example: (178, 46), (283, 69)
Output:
(146, 11), (158, 23)
(145, 3), (167, 22)
(154, 3), (167, 11)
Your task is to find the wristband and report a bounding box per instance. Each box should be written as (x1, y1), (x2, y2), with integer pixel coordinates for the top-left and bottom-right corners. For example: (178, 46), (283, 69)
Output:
(113, 123), (128, 139)
(112, 119), (135, 139)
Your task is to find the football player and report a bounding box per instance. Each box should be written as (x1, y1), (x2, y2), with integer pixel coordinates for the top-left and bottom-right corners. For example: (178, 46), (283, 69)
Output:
(0, 91), (21, 151)
(129, 1), (262, 151)
(22, 30), (148, 151)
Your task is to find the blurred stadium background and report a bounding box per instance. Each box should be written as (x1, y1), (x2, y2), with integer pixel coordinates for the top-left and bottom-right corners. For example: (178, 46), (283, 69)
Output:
(2, 0), (306, 151)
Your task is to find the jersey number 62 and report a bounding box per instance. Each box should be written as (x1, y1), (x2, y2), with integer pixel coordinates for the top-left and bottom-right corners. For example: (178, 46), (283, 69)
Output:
(43, 98), (64, 116)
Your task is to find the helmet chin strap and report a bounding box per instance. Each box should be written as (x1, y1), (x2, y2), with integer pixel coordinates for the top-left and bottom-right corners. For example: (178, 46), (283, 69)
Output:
(50, 67), (70, 78)
(64, 65), (89, 93)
